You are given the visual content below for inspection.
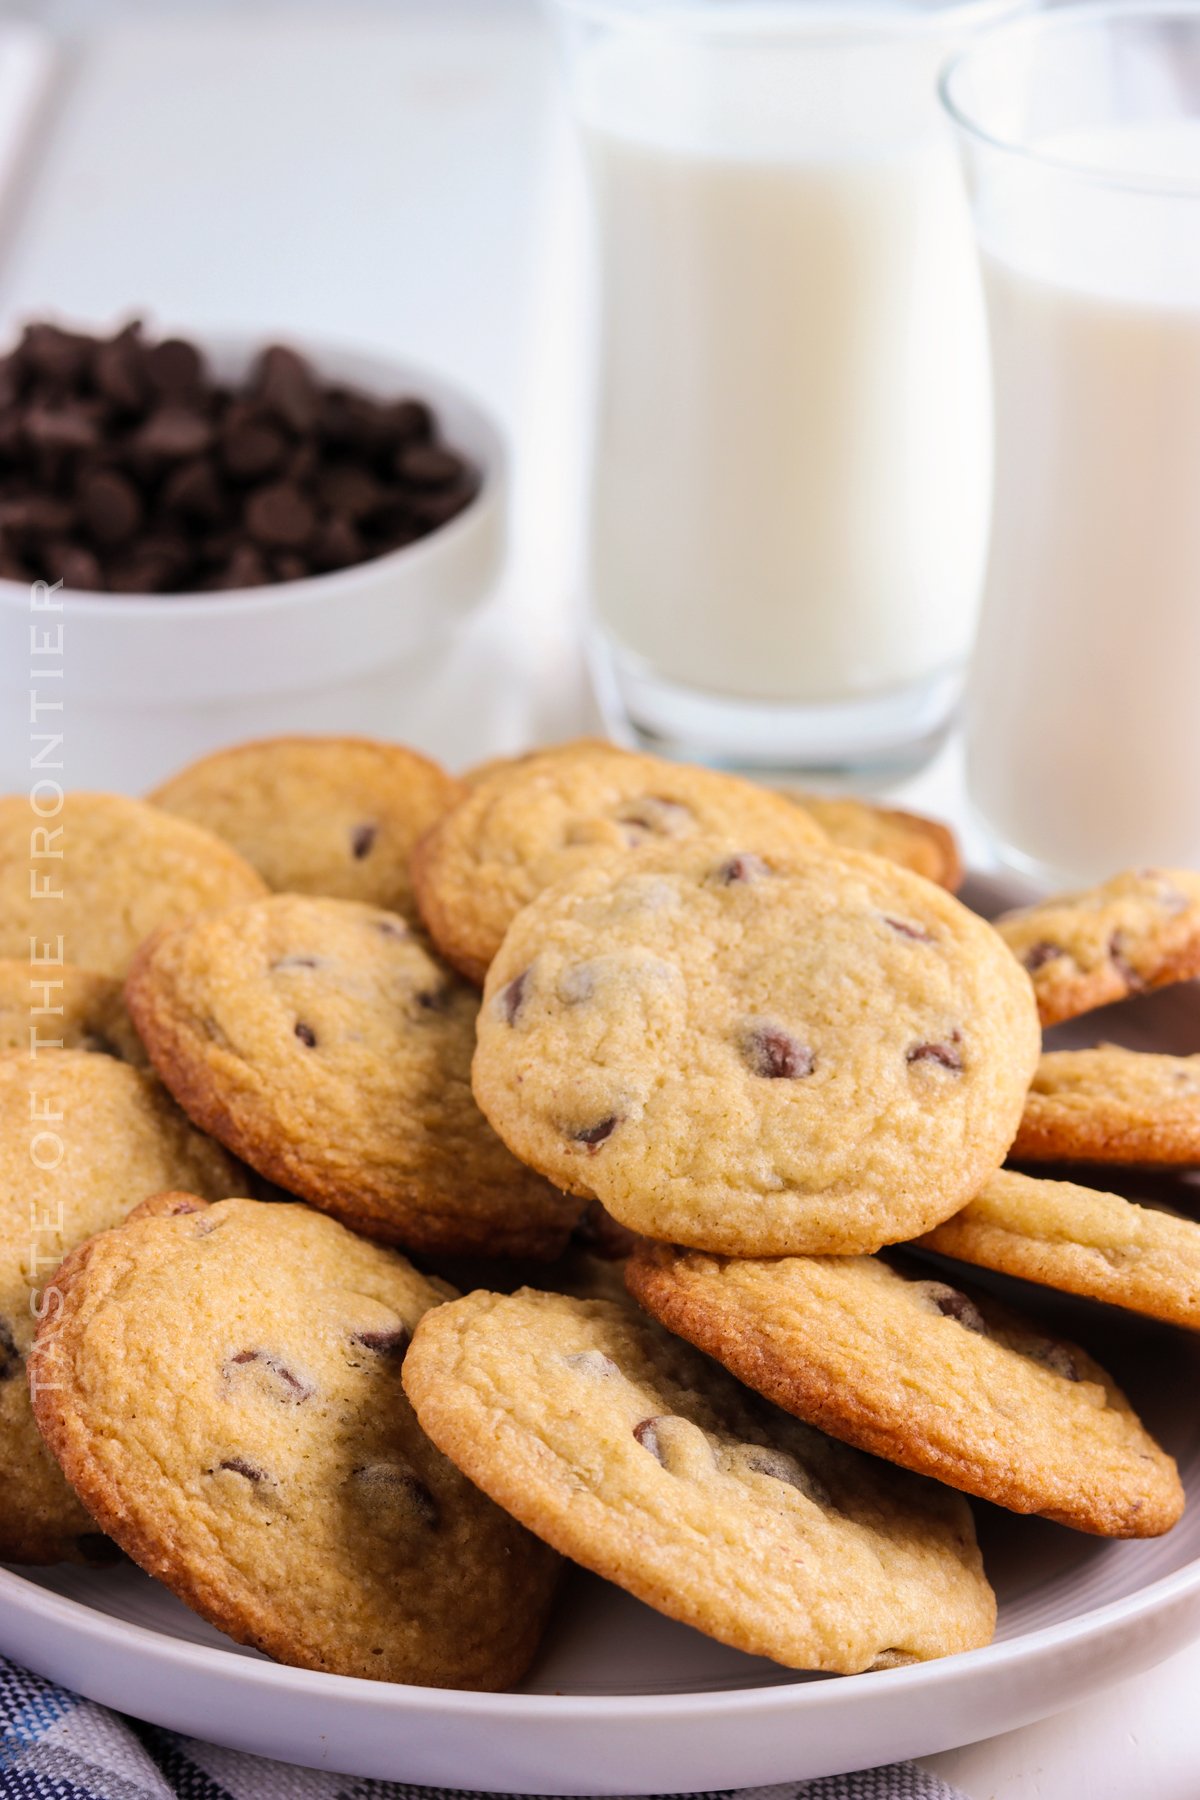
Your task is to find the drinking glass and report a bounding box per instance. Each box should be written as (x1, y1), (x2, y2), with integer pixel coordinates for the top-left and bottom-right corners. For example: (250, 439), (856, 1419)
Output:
(549, 0), (1026, 773)
(944, 3), (1200, 881)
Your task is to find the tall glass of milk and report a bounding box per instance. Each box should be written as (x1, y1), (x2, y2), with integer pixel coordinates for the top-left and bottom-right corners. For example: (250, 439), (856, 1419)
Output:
(944, 3), (1200, 881)
(550, 0), (1025, 773)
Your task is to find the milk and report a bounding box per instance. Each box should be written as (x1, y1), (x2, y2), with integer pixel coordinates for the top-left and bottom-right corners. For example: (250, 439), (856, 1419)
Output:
(966, 122), (1200, 878)
(577, 34), (993, 707)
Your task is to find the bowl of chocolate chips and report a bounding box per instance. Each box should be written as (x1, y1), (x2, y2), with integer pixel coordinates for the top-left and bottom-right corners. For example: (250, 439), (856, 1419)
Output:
(0, 320), (506, 791)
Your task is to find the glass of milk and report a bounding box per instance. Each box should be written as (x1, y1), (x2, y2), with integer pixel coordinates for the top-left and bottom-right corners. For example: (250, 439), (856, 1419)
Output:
(944, 3), (1200, 881)
(550, 0), (1025, 773)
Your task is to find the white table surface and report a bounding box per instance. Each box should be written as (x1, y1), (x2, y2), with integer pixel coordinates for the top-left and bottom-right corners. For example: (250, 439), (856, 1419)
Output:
(0, 5), (1194, 1793)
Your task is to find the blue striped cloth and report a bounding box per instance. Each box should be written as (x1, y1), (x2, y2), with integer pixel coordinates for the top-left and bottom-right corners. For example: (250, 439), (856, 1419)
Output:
(0, 1655), (968, 1799)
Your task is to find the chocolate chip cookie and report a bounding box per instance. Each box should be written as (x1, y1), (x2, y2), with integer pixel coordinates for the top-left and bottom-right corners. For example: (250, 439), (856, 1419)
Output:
(150, 735), (463, 924)
(0, 958), (147, 1064)
(403, 1287), (995, 1672)
(996, 869), (1200, 1026)
(411, 740), (827, 983)
(0, 791), (267, 979)
(1014, 1045), (1200, 1165)
(473, 839), (1040, 1256)
(918, 1168), (1200, 1331)
(788, 793), (963, 891)
(125, 894), (581, 1258)
(0, 1050), (244, 1562)
(31, 1196), (559, 1685)
(626, 1242), (1183, 1537)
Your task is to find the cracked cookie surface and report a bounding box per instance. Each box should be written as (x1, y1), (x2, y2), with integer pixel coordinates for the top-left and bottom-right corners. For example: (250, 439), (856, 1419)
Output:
(31, 1195), (559, 1686)
(918, 1167), (1200, 1331)
(1014, 1045), (1200, 1165)
(125, 893), (580, 1258)
(412, 740), (827, 983)
(151, 735), (462, 925)
(626, 1241), (1183, 1537)
(996, 869), (1200, 1026)
(0, 1050), (243, 1562)
(403, 1287), (995, 1673)
(0, 792), (267, 979)
(473, 839), (1040, 1255)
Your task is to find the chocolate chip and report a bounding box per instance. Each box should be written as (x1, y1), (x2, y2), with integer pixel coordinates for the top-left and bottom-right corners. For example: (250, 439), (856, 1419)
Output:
(385, 398), (433, 444)
(906, 1034), (964, 1072)
(923, 1281), (987, 1335)
(245, 481), (314, 549)
(310, 514), (363, 572)
(77, 468), (142, 547)
(743, 1024), (814, 1080)
(573, 1116), (618, 1149)
(271, 954), (322, 971)
(351, 822), (377, 860)
(884, 915), (935, 942)
(617, 795), (694, 838)
(1027, 1341), (1082, 1382)
(557, 963), (595, 1005)
(25, 402), (100, 453)
(271, 551), (310, 583)
(0, 494), (74, 540)
(396, 444), (465, 489)
(220, 404), (288, 481)
(564, 1349), (620, 1379)
(134, 405), (214, 461)
(320, 462), (388, 520)
(353, 1324), (411, 1357)
(211, 543), (269, 590)
(254, 344), (319, 434)
(53, 543), (103, 590)
(716, 853), (770, 885)
(1109, 931), (1146, 993)
(496, 969), (529, 1026)
(414, 985), (453, 1013)
(160, 457), (227, 523)
(146, 337), (205, 398)
(1022, 941), (1067, 974)
(633, 1417), (667, 1463)
(408, 482), (477, 529)
(740, 1445), (830, 1506)
(107, 538), (192, 594)
(217, 1456), (267, 1483)
(374, 918), (407, 940)
(294, 1020), (317, 1048)
(93, 327), (148, 412)
(158, 1194), (208, 1217)
(19, 322), (90, 388)
(224, 1348), (314, 1403)
(0, 1318), (20, 1381)
(351, 1463), (439, 1527)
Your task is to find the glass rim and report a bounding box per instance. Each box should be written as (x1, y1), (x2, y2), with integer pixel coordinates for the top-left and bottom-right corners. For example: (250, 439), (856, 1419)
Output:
(940, 0), (1200, 199)
(545, 0), (1029, 48)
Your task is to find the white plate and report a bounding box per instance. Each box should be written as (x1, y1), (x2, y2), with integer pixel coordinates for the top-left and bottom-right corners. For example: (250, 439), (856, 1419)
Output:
(3, 873), (1200, 1792)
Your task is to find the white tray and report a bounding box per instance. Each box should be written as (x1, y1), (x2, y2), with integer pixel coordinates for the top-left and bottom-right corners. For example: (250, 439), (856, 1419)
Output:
(3, 874), (1200, 1792)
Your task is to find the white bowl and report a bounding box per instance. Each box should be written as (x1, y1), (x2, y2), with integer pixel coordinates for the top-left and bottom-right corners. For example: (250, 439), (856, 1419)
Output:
(0, 334), (507, 793)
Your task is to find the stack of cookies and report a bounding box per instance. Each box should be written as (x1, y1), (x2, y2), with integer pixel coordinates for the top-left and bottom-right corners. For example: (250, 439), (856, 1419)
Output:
(3, 735), (1198, 1691)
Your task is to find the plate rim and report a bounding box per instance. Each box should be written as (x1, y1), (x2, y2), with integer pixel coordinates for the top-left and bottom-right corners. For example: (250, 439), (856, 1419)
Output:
(6, 1538), (1200, 1719)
